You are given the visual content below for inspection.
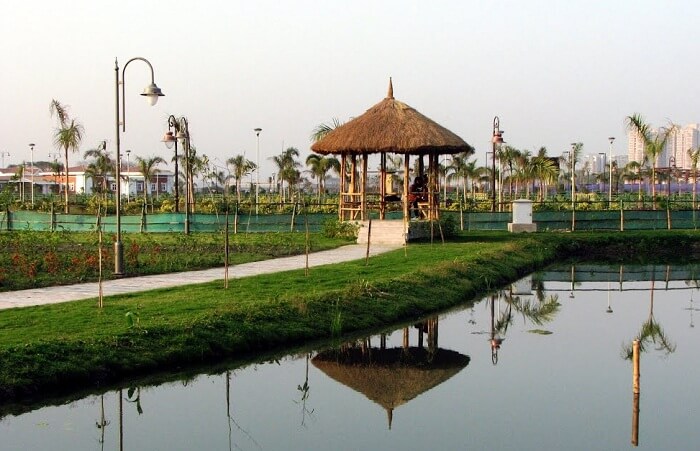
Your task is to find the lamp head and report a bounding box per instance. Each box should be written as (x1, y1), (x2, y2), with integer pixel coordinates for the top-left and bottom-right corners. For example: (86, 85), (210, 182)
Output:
(162, 131), (176, 149)
(175, 130), (187, 144)
(254, 127), (262, 136)
(141, 83), (164, 106)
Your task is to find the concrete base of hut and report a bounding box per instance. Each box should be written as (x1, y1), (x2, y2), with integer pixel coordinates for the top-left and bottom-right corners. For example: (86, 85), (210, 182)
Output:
(356, 219), (437, 245)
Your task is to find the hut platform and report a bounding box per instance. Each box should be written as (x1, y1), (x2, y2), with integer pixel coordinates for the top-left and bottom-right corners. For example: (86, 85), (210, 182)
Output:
(356, 219), (436, 245)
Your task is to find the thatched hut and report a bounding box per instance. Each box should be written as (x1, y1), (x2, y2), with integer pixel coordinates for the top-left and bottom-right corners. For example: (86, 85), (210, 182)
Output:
(311, 79), (473, 234)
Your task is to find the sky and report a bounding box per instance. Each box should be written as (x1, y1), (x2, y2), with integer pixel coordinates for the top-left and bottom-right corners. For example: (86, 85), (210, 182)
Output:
(1, 0), (699, 181)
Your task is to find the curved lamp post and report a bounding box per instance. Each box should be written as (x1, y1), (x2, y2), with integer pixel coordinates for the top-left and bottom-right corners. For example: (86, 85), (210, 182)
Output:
(114, 57), (164, 276)
(491, 117), (504, 212)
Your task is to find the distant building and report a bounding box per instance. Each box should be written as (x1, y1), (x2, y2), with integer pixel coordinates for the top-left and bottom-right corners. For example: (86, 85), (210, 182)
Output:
(627, 123), (700, 169)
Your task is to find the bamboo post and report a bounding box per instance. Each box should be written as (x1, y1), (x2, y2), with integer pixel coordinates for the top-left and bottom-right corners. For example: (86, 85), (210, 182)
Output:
(365, 218), (372, 266)
(361, 154), (368, 220)
(666, 202), (672, 230)
(290, 201), (296, 232)
(620, 200), (624, 232)
(304, 202), (310, 276)
(224, 209), (229, 288)
(632, 339), (640, 394)
(632, 339), (640, 446)
(460, 203), (464, 231)
(402, 327), (409, 349)
(234, 202), (238, 234)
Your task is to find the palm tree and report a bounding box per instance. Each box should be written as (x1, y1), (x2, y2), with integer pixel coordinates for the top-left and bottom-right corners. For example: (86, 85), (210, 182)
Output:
(529, 147), (558, 201)
(50, 99), (84, 213)
(271, 147), (301, 202)
(310, 118), (343, 143)
(626, 113), (676, 207)
(688, 146), (700, 209)
(83, 141), (113, 195)
(135, 156), (166, 204)
(305, 154), (340, 203)
(226, 154), (255, 203)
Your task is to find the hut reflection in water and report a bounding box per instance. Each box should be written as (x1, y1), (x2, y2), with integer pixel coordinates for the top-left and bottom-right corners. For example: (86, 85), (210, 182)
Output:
(312, 318), (470, 429)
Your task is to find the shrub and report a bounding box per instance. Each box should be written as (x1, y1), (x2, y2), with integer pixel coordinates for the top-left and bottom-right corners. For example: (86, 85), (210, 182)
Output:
(322, 218), (359, 240)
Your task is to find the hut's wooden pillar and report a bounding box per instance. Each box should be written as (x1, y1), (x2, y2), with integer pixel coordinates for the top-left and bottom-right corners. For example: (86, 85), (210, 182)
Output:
(403, 154), (410, 220)
(350, 155), (358, 220)
(379, 152), (387, 220)
(340, 153), (347, 221)
(361, 154), (368, 220)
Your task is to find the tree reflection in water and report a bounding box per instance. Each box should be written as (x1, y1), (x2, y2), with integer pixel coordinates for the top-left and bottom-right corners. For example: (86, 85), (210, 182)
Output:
(622, 270), (676, 360)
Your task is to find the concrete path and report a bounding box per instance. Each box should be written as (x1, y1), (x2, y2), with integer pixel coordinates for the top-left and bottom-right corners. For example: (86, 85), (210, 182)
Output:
(0, 244), (402, 311)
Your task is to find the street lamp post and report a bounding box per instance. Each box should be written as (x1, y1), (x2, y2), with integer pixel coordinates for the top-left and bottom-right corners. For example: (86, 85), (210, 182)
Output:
(570, 143), (577, 211)
(114, 57), (164, 276)
(608, 137), (615, 206)
(125, 149), (131, 203)
(0, 151), (8, 168)
(162, 116), (181, 213)
(598, 152), (606, 194)
(171, 118), (191, 234)
(491, 117), (504, 212)
(29, 143), (35, 206)
(254, 128), (262, 215)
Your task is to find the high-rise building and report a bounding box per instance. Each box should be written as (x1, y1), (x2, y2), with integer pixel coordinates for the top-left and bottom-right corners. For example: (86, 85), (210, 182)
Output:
(627, 123), (700, 169)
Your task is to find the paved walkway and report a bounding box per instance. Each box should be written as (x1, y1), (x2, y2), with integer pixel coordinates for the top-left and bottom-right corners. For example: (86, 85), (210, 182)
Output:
(0, 244), (402, 311)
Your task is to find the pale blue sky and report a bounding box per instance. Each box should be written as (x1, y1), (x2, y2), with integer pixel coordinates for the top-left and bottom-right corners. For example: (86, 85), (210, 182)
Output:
(1, 0), (698, 178)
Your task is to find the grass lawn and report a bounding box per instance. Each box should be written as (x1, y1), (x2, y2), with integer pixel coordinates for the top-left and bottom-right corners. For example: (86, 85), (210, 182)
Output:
(1, 230), (700, 405)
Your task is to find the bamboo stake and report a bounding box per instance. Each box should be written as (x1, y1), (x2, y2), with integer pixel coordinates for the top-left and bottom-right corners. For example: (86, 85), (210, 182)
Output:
(631, 339), (640, 446)
(304, 201), (310, 276)
(224, 209), (229, 288)
(365, 218), (372, 266)
(97, 203), (103, 308)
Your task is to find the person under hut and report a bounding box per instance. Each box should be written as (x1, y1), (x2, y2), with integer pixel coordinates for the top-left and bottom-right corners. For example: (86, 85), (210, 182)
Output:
(409, 175), (427, 219)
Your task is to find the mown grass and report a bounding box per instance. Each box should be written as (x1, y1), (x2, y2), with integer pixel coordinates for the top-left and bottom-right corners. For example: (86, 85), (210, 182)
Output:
(1, 230), (700, 404)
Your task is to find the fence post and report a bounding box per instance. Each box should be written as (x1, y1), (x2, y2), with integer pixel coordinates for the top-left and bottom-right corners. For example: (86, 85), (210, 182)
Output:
(620, 200), (624, 232)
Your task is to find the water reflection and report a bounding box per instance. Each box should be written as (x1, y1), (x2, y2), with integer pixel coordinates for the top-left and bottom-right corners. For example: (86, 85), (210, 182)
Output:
(312, 318), (470, 429)
(2, 263), (699, 450)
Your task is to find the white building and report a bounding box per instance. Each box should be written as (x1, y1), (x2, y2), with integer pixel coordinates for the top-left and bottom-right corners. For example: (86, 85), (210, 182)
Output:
(628, 123), (700, 169)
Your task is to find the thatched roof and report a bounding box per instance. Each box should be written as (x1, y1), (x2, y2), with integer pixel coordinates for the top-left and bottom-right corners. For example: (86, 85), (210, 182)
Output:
(311, 79), (473, 156)
(312, 346), (470, 428)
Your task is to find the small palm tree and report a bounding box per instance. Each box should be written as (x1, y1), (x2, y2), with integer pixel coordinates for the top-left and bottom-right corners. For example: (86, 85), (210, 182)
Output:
(688, 146), (700, 209)
(50, 99), (84, 213)
(135, 156), (166, 204)
(626, 113), (676, 207)
(226, 154), (255, 203)
(83, 141), (112, 195)
(305, 154), (340, 203)
(271, 147), (301, 202)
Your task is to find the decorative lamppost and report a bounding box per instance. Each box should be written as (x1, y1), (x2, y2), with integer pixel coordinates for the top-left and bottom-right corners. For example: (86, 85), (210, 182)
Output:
(491, 117), (504, 212)
(162, 115), (181, 213)
(0, 151), (8, 168)
(608, 137), (615, 205)
(164, 117), (192, 234)
(29, 143), (35, 206)
(254, 128), (262, 215)
(114, 57), (164, 276)
(570, 143), (577, 211)
(598, 152), (606, 194)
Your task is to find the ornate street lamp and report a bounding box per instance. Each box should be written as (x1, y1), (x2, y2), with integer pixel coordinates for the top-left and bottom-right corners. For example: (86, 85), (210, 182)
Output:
(114, 57), (164, 276)
(162, 116), (181, 213)
(491, 117), (504, 212)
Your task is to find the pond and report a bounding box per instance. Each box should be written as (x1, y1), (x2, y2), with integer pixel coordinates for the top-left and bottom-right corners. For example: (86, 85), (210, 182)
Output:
(2, 264), (699, 450)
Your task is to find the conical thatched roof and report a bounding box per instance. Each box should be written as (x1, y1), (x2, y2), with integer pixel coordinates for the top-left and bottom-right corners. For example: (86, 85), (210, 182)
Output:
(312, 346), (470, 428)
(311, 79), (473, 156)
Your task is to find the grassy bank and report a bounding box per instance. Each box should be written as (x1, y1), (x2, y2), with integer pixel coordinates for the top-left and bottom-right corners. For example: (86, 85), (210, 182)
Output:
(1, 230), (700, 405)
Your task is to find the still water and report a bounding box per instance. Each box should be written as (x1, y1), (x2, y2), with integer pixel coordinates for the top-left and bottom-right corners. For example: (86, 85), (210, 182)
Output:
(2, 264), (699, 450)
